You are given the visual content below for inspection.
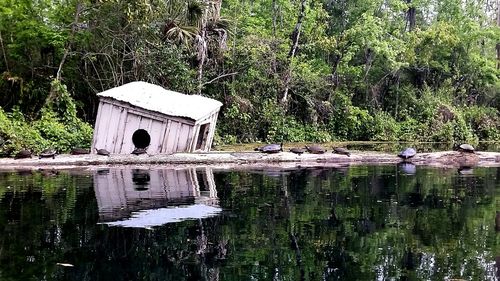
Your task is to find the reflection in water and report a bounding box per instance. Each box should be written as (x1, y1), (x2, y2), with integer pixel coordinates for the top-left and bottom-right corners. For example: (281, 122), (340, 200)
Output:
(398, 162), (417, 175)
(94, 167), (220, 228)
(0, 165), (498, 280)
(458, 166), (474, 176)
(132, 169), (151, 190)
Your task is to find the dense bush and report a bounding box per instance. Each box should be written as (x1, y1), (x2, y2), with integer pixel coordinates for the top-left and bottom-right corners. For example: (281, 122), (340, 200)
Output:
(0, 107), (93, 157)
(0, 80), (93, 157)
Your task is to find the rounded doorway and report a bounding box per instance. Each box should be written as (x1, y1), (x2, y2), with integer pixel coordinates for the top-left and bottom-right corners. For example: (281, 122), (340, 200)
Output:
(132, 129), (151, 149)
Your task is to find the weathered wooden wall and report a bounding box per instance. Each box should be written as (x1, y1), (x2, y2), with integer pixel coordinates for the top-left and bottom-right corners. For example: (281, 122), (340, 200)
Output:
(91, 99), (220, 154)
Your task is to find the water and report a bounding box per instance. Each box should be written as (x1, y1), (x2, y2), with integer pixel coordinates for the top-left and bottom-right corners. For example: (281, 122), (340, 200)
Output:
(0, 165), (498, 281)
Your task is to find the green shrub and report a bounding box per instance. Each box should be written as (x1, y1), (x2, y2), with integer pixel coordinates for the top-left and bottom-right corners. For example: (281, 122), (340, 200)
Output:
(462, 106), (500, 141)
(0, 80), (93, 156)
(372, 112), (400, 141)
(34, 109), (93, 152)
(0, 107), (49, 155)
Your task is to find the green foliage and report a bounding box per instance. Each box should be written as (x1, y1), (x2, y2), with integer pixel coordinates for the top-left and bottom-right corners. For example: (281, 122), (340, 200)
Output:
(34, 109), (93, 152)
(371, 111), (400, 141)
(0, 107), (49, 155)
(0, 106), (93, 156)
(462, 106), (500, 141)
(0, 80), (93, 156)
(327, 93), (375, 141)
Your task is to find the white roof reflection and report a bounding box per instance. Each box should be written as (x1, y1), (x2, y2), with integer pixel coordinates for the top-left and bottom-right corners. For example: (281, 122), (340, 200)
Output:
(103, 204), (222, 229)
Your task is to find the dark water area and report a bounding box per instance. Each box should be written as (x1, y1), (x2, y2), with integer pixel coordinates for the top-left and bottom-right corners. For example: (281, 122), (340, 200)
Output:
(0, 165), (499, 281)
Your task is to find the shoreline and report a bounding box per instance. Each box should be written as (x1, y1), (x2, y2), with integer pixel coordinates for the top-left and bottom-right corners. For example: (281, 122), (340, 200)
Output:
(0, 150), (498, 170)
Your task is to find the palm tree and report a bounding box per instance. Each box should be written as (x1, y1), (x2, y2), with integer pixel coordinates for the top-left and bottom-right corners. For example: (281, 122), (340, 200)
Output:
(162, 0), (229, 94)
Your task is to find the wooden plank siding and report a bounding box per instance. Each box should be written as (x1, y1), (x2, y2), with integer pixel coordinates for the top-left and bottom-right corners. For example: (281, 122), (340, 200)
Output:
(92, 102), (115, 152)
(148, 120), (164, 154)
(164, 121), (180, 154)
(176, 124), (193, 152)
(91, 101), (104, 152)
(120, 113), (141, 153)
(112, 107), (128, 153)
(189, 124), (200, 151)
(160, 120), (172, 154)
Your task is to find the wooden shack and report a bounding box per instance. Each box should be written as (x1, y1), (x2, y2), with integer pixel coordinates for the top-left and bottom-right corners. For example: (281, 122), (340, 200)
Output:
(94, 167), (220, 226)
(91, 81), (222, 154)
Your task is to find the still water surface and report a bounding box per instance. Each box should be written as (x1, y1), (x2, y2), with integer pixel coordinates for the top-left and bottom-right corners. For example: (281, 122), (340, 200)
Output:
(0, 165), (498, 280)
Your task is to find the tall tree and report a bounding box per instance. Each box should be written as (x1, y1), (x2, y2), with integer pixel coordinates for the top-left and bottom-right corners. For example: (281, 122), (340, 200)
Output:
(281, 0), (307, 106)
(497, 0), (500, 69)
(406, 0), (416, 31)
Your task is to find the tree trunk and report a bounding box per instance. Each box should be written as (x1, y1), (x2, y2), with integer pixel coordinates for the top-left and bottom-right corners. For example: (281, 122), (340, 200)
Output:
(271, 0), (278, 73)
(46, 1), (82, 108)
(196, 2), (208, 95)
(0, 30), (9, 72)
(281, 0), (307, 106)
(197, 0), (223, 95)
(406, 0), (416, 31)
(56, 2), (82, 82)
(497, 0), (500, 69)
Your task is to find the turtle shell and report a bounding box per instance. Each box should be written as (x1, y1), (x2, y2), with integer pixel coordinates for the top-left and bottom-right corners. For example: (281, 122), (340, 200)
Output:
(258, 143), (282, 153)
(398, 147), (417, 159)
(305, 145), (326, 154)
(289, 148), (306, 155)
(332, 147), (350, 157)
(458, 144), (475, 153)
(14, 149), (32, 159)
(96, 148), (110, 156)
(39, 149), (57, 159)
(132, 148), (148, 155)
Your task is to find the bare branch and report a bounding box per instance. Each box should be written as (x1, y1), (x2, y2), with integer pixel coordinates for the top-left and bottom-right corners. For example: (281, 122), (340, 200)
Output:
(201, 72), (238, 86)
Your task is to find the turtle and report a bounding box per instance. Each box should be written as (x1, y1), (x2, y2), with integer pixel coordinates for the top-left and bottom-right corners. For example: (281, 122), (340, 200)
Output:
(39, 148), (57, 159)
(457, 143), (475, 153)
(71, 148), (90, 155)
(398, 147), (417, 160)
(131, 147), (148, 155)
(332, 147), (351, 157)
(14, 149), (32, 159)
(305, 145), (327, 154)
(256, 142), (283, 154)
(289, 147), (306, 155)
(96, 148), (110, 156)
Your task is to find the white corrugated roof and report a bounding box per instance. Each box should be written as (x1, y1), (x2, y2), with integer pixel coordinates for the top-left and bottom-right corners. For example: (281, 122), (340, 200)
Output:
(97, 81), (222, 121)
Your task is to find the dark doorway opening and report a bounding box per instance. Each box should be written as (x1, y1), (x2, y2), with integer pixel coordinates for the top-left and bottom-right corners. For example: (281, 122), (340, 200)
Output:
(196, 124), (210, 150)
(132, 129), (151, 149)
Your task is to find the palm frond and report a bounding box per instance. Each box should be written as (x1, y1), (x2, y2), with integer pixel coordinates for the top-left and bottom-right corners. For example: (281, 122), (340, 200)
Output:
(186, 0), (206, 25)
